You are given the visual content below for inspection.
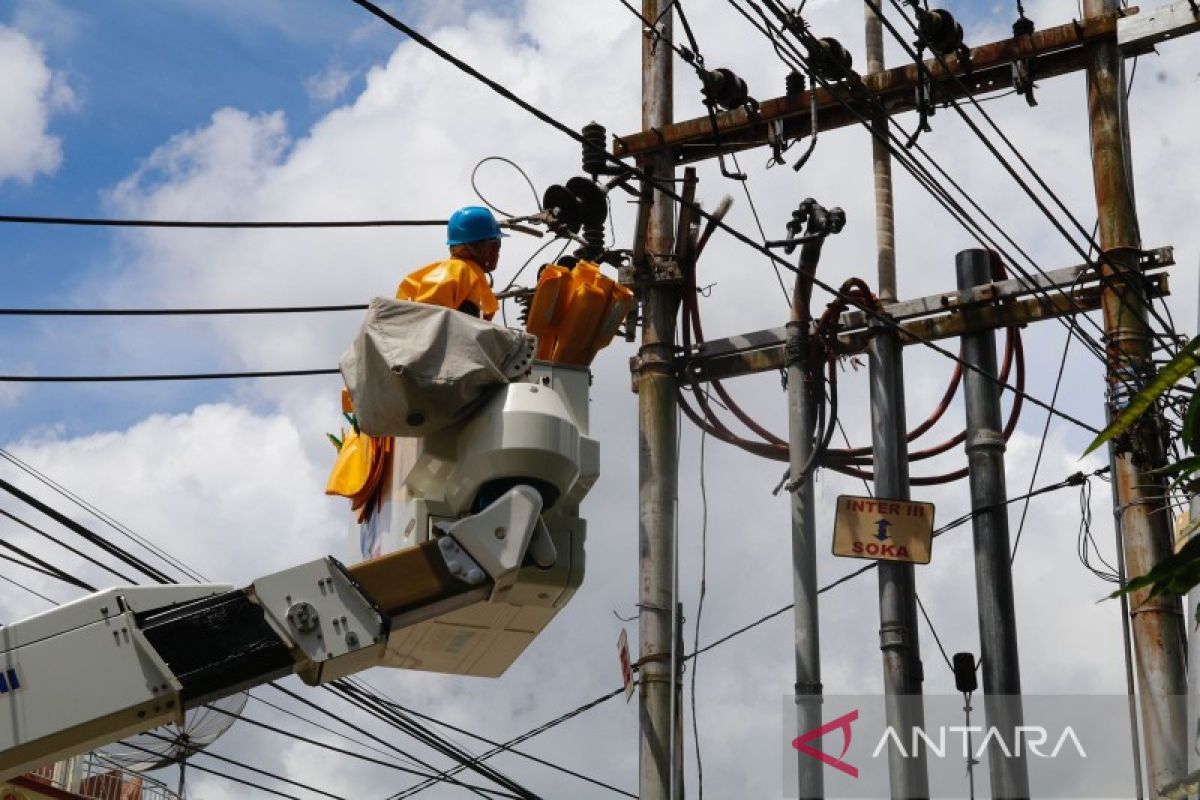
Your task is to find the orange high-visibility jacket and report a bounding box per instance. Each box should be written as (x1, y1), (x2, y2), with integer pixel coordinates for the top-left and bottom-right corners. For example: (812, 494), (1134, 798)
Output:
(396, 258), (499, 320)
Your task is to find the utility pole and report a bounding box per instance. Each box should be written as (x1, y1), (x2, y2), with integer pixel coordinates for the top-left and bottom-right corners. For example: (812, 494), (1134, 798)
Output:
(864, 3), (929, 797)
(636, 2), (682, 799)
(1084, 0), (1188, 793)
(957, 248), (1030, 799)
(788, 253), (823, 799)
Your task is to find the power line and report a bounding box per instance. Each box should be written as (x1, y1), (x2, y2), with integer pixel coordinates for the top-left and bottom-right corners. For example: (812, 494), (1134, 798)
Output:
(346, 0), (1103, 437)
(202, 701), (524, 798)
(687, 468), (1108, 661)
(0, 448), (207, 582)
(0, 569), (62, 606)
(269, 682), (526, 800)
(1011, 322), (1075, 563)
(0, 533), (96, 591)
(328, 679), (540, 800)
(0, 214), (445, 229)
(0, 368), (340, 382)
(0, 304), (367, 316)
(730, 0), (1112, 367)
(873, 0), (1180, 354)
(363, 693), (637, 798)
(115, 740), (309, 800)
(143, 730), (349, 800)
(389, 687), (629, 799)
(0, 505), (135, 585)
(0, 476), (177, 583)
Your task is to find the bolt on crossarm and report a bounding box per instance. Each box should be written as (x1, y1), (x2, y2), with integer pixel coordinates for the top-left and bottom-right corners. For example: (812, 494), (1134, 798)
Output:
(635, 2), (684, 799)
(1084, 0), (1188, 793)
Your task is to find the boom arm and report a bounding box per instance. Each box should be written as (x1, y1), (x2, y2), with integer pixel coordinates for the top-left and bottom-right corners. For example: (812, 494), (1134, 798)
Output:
(0, 485), (548, 781)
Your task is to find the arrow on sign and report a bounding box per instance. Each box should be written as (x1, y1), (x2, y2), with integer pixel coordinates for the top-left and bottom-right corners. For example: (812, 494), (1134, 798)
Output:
(874, 519), (892, 542)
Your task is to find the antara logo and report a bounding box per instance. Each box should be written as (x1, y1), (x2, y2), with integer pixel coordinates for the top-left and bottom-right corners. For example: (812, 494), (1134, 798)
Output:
(792, 709), (1088, 779)
(0, 667), (21, 695)
(792, 710), (859, 778)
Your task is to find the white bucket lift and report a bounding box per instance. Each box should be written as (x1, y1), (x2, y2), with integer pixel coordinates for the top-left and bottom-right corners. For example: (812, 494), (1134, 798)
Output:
(351, 360), (598, 677)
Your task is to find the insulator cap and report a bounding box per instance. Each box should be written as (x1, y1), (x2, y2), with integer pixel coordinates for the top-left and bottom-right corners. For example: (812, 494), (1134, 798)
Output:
(786, 69), (806, 97)
(810, 38), (853, 81)
(952, 652), (978, 694)
(917, 8), (966, 56)
(699, 67), (750, 111)
(581, 122), (608, 177)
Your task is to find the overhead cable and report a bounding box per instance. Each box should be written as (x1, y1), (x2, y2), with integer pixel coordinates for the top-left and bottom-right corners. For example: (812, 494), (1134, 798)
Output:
(873, 0), (1180, 354)
(143, 730), (349, 800)
(0, 448), (206, 582)
(0, 505), (137, 585)
(0, 477), (178, 584)
(0, 368), (340, 382)
(115, 740), (310, 800)
(203, 701), (523, 797)
(0, 304), (367, 316)
(0, 214), (445, 229)
(389, 687), (629, 799)
(359, 692), (637, 798)
(0, 570), (62, 605)
(733, 0), (1112, 366)
(328, 679), (540, 800)
(688, 467), (1110, 661)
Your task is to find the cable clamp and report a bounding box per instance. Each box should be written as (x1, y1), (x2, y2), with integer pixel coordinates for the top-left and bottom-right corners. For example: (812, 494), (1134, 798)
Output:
(964, 429), (1005, 455)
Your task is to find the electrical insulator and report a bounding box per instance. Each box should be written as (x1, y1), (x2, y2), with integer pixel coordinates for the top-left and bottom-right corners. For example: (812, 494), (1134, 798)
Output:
(699, 67), (750, 111)
(581, 122), (610, 177)
(786, 69), (806, 97)
(542, 177), (607, 236)
(808, 37), (853, 81)
(952, 652), (978, 694)
(916, 8), (966, 57)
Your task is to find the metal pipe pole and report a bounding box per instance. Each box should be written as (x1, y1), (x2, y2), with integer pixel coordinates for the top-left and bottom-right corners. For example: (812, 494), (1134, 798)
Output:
(865, 2), (897, 304)
(957, 249), (1030, 799)
(788, 270), (823, 797)
(1083, 0), (1188, 792)
(865, 2), (928, 796)
(637, 3), (681, 799)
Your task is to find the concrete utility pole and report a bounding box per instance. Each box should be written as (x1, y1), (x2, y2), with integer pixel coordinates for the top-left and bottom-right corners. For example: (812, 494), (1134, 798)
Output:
(863, 4), (929, 797)
(957, 249), (1030, 799)
(636, 2), (682, 799)
(1084, 0), (1188, 792)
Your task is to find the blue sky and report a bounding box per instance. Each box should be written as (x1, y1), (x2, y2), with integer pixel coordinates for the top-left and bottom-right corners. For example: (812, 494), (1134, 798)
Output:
(0, 1), (406, 435)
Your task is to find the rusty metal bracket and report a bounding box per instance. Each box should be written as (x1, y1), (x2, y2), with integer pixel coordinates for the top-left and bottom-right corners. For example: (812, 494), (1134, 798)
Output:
(679, 251), (1173, 384)
(614, 9), (1158, 165)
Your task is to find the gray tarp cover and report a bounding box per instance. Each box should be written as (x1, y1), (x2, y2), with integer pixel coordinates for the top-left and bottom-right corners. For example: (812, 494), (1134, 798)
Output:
(340, 298), (535, 437)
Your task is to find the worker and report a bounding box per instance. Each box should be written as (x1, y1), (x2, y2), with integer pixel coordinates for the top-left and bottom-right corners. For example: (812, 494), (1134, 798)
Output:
(396, 206), (507, 319)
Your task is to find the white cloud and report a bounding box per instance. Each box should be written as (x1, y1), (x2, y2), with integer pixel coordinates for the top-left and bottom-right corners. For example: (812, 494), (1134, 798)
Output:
(4, 403), (340, 588)
(304, 64), (355, 104)
(0, 24), (73, 184)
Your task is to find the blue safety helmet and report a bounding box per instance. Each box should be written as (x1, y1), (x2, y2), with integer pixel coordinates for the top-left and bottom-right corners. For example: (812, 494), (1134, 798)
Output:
(446, 206), (508, 247)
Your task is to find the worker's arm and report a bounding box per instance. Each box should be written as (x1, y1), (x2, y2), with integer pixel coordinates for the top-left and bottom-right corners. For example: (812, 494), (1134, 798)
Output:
(0, 486), (547, 780)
